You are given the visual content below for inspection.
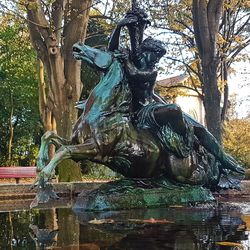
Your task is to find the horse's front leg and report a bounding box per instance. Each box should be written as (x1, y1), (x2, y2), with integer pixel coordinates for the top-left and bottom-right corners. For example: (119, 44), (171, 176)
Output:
(37, 131), (71, 172)
(31, 140), (99, 208)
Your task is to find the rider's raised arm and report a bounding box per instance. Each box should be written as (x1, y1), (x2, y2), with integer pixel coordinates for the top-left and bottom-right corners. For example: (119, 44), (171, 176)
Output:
(108, 25), (122, 52)
(108, 15), (138, 52)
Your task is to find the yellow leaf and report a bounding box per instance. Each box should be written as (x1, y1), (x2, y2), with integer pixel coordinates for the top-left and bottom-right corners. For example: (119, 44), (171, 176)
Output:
(128, 218), (174, 224)
(216, 241), (244, 248)
(169, 205), (184, 208)
(88, 218), (114, 224)
(241, 215), (250, 230)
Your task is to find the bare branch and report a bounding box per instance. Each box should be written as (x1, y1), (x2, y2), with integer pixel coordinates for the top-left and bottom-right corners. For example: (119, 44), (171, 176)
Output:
(165, 56), (201, 80)
(0, 2), (48, 29)
(89, 14), (115, 22)
(227, 38), (250, 67)
(26, 0), (50, 41)
(174, 19), (194, 35)
(234, 15), (250, 36)
(159, 84), (201, 94)
(175, 38), (203, 98)
(86, 29), (113, 40)
(103, 0), (109, 16)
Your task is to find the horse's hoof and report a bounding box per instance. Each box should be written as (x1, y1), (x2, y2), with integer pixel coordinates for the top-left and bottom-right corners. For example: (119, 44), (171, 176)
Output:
(29, 178), (39, 191)
(30, 180), (59, 208)
(236, 165), (245, 175)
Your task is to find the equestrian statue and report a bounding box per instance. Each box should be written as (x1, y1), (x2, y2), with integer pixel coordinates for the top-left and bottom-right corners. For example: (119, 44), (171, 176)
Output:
(31, 1), (244, 209)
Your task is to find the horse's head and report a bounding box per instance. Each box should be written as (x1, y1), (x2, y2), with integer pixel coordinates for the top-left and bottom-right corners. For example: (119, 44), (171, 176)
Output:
(73, 42), (113, 70)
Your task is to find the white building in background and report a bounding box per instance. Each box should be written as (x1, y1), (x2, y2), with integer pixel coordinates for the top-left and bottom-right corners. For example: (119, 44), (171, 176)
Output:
(229, 63), (250, 118)
(156, 75), (206, 126)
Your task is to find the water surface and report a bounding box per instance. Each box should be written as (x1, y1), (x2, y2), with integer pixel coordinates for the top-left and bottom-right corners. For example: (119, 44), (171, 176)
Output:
(0, 202), (250, 249)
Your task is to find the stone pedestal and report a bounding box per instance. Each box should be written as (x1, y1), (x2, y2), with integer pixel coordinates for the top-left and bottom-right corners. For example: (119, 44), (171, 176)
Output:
(74, 178), (215, 211)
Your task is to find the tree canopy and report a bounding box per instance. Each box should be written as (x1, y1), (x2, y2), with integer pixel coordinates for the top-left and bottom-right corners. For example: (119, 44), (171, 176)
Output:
(0, 15), (41, 165)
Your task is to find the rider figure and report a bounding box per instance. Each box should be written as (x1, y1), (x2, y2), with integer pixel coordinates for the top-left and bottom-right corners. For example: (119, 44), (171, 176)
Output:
(108, 7), (244, 175)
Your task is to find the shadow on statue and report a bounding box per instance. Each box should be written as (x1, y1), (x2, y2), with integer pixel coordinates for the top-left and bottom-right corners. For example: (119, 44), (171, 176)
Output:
(31, 1), (244, 210)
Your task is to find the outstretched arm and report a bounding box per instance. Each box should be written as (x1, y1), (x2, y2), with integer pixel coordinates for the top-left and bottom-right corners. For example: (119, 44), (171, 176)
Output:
(108, 25), (122, 51)
(108, 15), (138, 52)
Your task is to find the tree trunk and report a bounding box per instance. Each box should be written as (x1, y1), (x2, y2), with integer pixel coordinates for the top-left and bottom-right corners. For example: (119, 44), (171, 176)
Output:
(7, 91), (14, 164)
(38, 36), (83, 181)
(38, 59), (56, 160)
(26, 0), (92, 180)
(42, 50), (82, 139)
(192, 0), (224, 142)
(38, 59), (56, 133)
(202, 62), (222, 142)
(221, 61), (229, 122)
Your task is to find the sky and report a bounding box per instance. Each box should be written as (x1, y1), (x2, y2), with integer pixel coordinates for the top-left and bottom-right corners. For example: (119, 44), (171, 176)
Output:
(229, 60), (250, 118)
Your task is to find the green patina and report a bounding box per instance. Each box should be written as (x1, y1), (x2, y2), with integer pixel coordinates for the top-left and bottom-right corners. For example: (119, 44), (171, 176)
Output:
(74, 178), (215, 211)
(32, 14), (244, 209)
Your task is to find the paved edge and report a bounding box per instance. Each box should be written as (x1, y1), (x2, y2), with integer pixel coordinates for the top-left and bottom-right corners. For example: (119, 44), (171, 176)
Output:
(0, 181), (104, 200)
(0, 180), (249, 200)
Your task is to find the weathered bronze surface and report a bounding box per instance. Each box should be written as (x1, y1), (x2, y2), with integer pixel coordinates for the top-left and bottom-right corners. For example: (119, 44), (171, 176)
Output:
(31, 3), (244, 209)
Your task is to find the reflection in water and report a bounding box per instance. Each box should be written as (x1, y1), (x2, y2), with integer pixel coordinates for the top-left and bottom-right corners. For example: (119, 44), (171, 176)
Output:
(0, 206), (249, 249)
(29, 224), (58, 248)
(75, 208), (249, 249)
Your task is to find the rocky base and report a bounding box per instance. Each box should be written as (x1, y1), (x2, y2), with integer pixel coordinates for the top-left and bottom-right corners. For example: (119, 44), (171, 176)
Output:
(73, 178), (215, 211)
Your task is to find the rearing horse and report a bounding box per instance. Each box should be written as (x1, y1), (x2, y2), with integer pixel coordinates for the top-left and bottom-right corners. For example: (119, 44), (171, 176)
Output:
(36, 44), (163, 181)
(33, 43), (243, 206)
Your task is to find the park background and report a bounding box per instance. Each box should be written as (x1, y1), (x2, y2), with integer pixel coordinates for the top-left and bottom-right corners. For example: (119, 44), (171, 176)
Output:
(0, 0), (249, 180)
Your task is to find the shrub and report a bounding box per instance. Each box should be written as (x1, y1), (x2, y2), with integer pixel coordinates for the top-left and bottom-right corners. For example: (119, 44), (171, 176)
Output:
(223, 118), (250, 168)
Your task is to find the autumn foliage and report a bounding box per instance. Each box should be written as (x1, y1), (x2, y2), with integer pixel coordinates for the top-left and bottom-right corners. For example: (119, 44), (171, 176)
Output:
(223, 118), (250, 168)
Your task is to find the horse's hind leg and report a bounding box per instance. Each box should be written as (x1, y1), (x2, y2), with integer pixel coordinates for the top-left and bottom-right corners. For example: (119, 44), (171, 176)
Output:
(31, 140), (99, 207)
(39, 140), (98, 182)
(194, 126), (244, 174)
(37, 131), (71, 171)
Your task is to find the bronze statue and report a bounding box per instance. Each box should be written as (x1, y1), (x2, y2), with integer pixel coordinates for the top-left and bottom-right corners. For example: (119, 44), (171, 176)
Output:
(31, 3), (244, 208)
